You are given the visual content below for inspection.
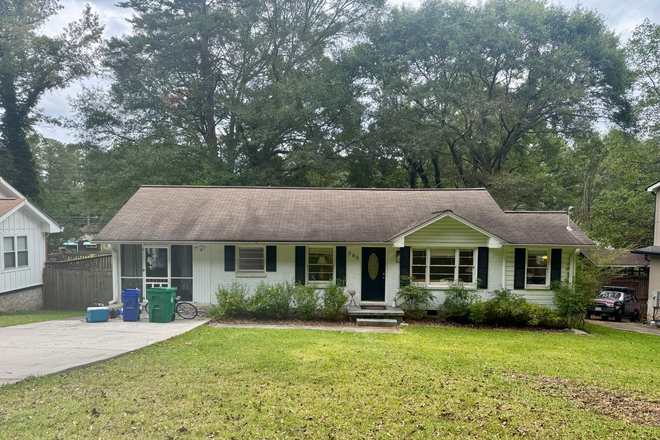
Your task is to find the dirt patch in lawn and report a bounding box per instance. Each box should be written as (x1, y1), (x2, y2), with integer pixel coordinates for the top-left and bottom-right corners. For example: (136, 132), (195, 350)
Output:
(506, 371), (660, 427)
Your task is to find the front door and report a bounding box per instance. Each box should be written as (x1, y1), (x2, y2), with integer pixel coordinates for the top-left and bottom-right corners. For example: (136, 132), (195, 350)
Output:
(144, 247), (169, 291)
(361, 247), (386, 302)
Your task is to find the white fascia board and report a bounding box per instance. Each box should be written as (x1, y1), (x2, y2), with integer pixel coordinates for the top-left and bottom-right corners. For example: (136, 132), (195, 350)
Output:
(0, 177), (24, 199)
(21, 201), (62, 233)
(648, 181), (660, 193)
(0, 200), (26, 224)
(388, 211), (507, 248)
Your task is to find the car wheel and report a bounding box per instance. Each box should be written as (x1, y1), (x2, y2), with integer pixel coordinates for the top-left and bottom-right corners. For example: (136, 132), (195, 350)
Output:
(615, 309), (623, 322)
(586, 312), (592, 320)
(601, 315), (609, 321)
(632, 310), (640, 323)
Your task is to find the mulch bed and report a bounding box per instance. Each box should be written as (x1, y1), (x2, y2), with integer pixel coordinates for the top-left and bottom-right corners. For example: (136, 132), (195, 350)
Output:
(210, 317), (356, 327)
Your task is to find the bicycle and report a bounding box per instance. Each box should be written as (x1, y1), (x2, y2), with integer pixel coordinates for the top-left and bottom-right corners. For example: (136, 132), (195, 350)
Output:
(175, 296), (198, 319)
(138, 296), (198, 319)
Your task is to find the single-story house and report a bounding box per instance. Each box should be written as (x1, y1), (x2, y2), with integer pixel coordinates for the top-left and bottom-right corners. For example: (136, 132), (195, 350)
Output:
(94, 186), (594, 308)
(632, 180), (660, 321)
(0, 178), (62, 310)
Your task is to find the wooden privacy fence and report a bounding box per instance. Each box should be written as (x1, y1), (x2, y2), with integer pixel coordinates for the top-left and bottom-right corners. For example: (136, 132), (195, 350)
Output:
(43, 255), (113, 311)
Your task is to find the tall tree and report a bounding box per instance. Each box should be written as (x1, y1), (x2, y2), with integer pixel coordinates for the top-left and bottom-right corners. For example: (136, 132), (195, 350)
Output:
(0, 0), (103, 199)
(73, 0), (382, 188)
(358, 0), (633, 188)
(628, 18), (660, 133)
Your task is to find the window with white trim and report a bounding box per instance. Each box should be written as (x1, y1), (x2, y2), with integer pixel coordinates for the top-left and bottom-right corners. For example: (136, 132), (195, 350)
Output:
(237, 247), (265, 273)
(526, 250), (548, 286)
(308, 247), (334, 282)
(3, 236), (28, 269)
(411, 248), (475, 284)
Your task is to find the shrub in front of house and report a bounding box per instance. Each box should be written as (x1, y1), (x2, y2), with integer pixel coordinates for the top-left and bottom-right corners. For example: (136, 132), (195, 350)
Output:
(248, 282), (293, 319)
(442, 281), (479, 322)
(552, 280), (592, 328)
(396, 284), (434, 320)
(322, 279), (348, 320)
(468, 288), (564, 328)
(208, 282), (250, 318)
(293, 283), (320, 320)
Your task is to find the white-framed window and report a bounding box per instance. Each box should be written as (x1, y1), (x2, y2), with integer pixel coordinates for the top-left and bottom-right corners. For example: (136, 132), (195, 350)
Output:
(307, 247), (334, 283)
(526, 250), (549, 286)
(411, 248), (475, 285)
(237, 247), (265, 273)
(3, 236), (28, 270)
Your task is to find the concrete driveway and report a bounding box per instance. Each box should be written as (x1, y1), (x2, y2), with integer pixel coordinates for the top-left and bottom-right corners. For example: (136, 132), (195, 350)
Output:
(0, 316), (209, 386)
(587, 318), (660, 336)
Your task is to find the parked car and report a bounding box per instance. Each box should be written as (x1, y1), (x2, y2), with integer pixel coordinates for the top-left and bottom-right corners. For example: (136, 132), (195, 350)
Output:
(586, 286), (640, 322)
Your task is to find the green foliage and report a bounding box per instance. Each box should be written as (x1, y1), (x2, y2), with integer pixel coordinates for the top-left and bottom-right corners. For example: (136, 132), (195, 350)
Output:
(208, 282), (250, 318)
(248, 282), (293, 319)
(468, 289), (565, 329)
(396, 285), (434, 320)
(321, 280), (348, 321)
(442, 282), (479, 322)
(399, 276), (411, 288)
(552, 280), (593, 328)
(0, 0), (103, 199)
(292, 284), (320, 320)
(628, 18), (660, 133)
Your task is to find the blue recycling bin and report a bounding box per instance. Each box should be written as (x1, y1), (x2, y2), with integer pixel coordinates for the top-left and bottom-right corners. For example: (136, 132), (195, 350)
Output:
(122, 288), (141, 321)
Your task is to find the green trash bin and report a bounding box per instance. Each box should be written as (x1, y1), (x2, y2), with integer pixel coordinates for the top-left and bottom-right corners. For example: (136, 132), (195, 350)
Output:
(146, 287), (177, 323)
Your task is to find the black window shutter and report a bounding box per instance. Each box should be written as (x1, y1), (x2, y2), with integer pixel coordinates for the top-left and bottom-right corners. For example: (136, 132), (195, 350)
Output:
(224, 245), (235, 272)
(514, 248), (526, 290)
(477, 247), (489, 289)
(550, 249), (562, 282)
(336, 246), (347, 283)
(266, 246), (277, 272)
(295, 246), (306, 285)
(400, 247), (411, 277)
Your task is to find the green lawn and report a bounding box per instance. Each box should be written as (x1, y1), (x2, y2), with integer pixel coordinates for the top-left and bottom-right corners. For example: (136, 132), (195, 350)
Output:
(0, 310), (83, 328)
(1, 324), (659, 439)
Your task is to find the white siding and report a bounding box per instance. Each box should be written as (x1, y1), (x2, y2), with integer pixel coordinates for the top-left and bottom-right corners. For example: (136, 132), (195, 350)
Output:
(503, 246), (573, 307)
(193, 245), (211, 303)
(0, 208), (46, 293)
(404, 216), (489, 248)
(207, 244), (399, 305)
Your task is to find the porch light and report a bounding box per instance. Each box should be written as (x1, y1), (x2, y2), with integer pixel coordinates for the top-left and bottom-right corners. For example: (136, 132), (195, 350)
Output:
(396, 250), (401, 263)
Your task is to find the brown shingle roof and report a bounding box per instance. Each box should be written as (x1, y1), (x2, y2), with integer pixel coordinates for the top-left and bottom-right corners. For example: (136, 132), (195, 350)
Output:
(0, 198), (24, 217)
(94, 186), (594, 246)
(581, 249), (650, 267)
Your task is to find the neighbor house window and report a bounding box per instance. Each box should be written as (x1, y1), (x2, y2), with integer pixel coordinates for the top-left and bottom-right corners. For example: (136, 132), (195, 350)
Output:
(526, 250), (548, 286)
(411, 248), (475, 284)
(3, 236), (28, 269)
(308, 247), (333, 282)
(237, 247), (265, 273)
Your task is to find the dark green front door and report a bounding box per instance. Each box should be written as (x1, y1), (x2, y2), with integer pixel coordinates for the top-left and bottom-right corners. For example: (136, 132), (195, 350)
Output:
(361, 248), (386, 302)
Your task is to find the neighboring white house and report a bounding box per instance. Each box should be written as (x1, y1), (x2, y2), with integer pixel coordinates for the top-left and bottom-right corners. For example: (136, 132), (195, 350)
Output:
(95, 186), (594, 309)
(0, 178), (61, 310)
(632, 180), (660, 321)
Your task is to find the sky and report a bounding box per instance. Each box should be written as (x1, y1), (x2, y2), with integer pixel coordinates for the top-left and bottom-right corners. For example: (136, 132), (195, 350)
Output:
(36, 0), (660, 142)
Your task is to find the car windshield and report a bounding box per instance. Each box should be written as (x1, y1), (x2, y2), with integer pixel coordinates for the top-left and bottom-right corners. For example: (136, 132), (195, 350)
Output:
(597, 291), (622, 300)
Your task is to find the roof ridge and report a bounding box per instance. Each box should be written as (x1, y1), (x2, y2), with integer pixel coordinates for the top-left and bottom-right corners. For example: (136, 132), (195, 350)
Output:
(139, 185), (488, 192)
(504, 210), (568, 214)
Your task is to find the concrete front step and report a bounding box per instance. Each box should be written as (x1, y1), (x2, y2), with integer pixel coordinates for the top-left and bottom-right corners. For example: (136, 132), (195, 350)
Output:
(356, 318), (399, 328)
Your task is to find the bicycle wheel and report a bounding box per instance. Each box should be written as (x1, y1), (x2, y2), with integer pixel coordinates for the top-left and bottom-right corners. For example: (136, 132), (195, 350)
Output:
(175, 302), (198, 319)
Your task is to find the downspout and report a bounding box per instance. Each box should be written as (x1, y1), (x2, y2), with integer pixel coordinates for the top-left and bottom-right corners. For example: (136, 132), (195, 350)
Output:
(569, 249), (579, 285)
(109, 244), (120, 304)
